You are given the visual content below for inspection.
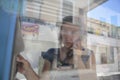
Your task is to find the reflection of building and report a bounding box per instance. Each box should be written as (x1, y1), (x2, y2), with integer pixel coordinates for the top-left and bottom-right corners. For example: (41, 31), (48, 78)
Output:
(87, 17), (120, 75)
(117, 27), (120, 39)
(24, 0), (108, 23)
(87, 17), (120, 38)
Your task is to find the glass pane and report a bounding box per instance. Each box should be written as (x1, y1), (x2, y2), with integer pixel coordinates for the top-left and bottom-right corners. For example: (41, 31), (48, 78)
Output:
(12, 0), (98, 80)
(7, 0), (120, 80)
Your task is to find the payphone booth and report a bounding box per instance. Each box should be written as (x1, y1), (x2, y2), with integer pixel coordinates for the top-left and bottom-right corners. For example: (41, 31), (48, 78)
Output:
(0, 0), (107, 80)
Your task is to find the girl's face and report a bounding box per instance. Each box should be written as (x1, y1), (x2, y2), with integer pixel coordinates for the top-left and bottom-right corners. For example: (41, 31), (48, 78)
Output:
(60, 23), (80, 48)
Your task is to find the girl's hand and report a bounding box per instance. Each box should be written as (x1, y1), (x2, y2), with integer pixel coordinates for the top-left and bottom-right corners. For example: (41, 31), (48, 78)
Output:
(16, 55), (31, 74)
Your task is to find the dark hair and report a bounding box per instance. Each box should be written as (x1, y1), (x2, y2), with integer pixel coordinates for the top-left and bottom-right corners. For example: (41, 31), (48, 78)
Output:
(62, 16), (73, 24)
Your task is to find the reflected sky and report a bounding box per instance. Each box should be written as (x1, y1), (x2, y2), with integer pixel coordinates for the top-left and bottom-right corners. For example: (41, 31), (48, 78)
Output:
(87, 0), (120, 26)
(102, 0), (120, 13)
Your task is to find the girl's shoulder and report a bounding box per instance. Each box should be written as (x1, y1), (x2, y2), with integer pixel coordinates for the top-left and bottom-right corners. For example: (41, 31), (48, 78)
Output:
(42, 48), (58, 63)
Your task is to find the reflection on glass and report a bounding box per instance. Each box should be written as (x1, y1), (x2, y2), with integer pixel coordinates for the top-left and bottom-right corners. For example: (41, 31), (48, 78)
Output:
(11, 0), (112, 80)
(15, 15), (97, 80)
